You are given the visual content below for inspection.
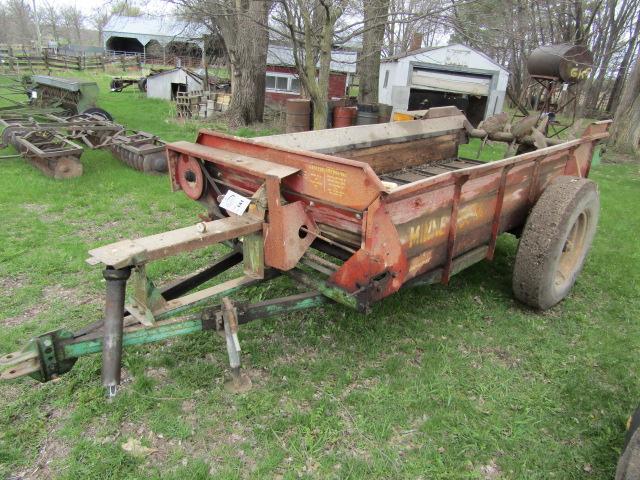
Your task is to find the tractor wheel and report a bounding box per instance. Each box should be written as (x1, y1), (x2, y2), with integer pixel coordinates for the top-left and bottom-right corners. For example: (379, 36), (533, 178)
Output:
(616, 406), (640, 479)
(512, 176), (599, 310)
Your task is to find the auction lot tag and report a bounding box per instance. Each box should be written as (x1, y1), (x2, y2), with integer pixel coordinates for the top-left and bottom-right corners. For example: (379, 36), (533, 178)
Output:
(219, 190), (251, 215)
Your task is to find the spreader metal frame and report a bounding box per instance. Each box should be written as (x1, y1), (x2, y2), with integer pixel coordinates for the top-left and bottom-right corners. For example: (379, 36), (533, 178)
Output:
(0, 108), (611, 396)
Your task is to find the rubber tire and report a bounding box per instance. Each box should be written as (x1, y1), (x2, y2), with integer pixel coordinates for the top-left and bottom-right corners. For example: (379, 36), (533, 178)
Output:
(512, 176), (599, 310)
(617, 406), (640, 480)
(81, 107), (114, 121)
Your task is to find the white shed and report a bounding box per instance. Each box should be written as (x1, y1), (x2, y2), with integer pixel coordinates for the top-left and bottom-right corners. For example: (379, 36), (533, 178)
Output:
(146, 68), (204, 100)
(379, 44), (509, 126)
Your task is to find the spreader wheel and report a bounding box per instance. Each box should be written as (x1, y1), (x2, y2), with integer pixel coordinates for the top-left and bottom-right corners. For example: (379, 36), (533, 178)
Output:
(176, 155), (205, 200)
(616, 405), (640, 479)
(512, 176), (599, 310)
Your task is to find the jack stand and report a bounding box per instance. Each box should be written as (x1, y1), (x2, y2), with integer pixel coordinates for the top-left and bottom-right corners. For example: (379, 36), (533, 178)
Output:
(101, 266), (131, 399)
(222, 297), (252, 394)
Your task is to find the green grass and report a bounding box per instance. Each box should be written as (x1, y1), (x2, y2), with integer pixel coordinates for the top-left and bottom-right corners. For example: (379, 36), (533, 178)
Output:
(1, 71), (640, 479)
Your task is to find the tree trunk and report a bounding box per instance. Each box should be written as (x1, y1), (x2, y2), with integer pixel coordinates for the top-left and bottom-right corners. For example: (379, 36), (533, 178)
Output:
(607, 12), (640, 112)
(310, 14), (334, 130)
(225, 1), (270, 127)
(610, 54), (640, 154)
(358, 0), (390, 105)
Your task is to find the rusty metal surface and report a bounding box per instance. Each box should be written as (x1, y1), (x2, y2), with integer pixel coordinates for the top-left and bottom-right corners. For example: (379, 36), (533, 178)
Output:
(0, 112), (613, 392)
(166, 110), (611, 310)
(527, 44), (594, 83)
(1, 111), (168, 175)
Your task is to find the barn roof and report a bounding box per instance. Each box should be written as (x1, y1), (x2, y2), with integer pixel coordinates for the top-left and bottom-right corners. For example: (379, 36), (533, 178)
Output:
(146, 67), (203, 83)
(382, 43), (508, 73)
(104, 15), (207, 44)
(267, 45), (357, 74)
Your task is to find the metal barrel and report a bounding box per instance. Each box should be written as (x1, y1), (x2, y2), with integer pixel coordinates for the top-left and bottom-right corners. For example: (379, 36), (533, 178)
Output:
(378, 104), (393, 123)
(285, 99), (311, 133)
(527, 43), (593, 83)
(333, 106), (356, 128)
(356, 104), (379, 126)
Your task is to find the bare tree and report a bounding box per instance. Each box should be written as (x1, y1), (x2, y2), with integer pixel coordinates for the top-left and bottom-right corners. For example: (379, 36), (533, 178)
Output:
(173, 0), (273, 126)
(610, 54), (640, 154)
(271, 0), (352, 129)
(41, 1), (61, 44)
(606, 10), (640, 112)
(0, 2), (10, 43)
(90, 7), (111, 46)
(5, 0), (34, 43)
(111, 0), (144, 16)
(61, 5), (84, 44)
(358, 0), (390, 104)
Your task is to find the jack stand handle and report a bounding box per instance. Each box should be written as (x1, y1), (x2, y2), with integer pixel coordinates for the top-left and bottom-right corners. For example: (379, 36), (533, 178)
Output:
(222, 297), (251, 393)
(101, 267), (131, 398)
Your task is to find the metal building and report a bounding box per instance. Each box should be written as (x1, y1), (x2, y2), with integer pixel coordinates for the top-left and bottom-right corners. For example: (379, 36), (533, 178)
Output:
(379, 44), (509, 126)
(103, 15), (206, 60)
(146, 68), (205, 100)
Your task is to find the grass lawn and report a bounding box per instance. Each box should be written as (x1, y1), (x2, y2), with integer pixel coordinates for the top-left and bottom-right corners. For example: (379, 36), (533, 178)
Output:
(1, 71), (640, 479)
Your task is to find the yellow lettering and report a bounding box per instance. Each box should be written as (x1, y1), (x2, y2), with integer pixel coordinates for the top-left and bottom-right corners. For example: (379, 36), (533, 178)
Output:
(409, 225), (421, 248)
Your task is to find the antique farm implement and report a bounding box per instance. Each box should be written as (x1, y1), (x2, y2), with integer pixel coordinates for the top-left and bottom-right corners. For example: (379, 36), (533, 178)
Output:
(0, 107), (610, 396)
(0, 74), (98, 116)
(1, 110), (168, 178)
(110, 77), (145, 93)
(29, 75), (99, 114)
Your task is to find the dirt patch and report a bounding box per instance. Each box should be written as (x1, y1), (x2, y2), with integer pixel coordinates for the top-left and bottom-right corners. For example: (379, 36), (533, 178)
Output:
(387, 415), (429, 458)
(478, 458), (502, 479)
(11, 408), (71, 480)
(0, 274), (28, 293)
(481, 346), (522, 369)
(0, 384), (28, 405)
(1, 284), (99, 327)
(339, 377), (381, 400)
(117, 421), (172, 466)
(2, 304), (45, 327)
(21, 203), (48, 213)
(60, 219), (122, 243)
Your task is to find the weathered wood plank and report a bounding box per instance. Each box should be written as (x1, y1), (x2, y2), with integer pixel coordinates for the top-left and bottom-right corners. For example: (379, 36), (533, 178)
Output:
(87, 215), (263, 268)
(338, 134), (459, 174)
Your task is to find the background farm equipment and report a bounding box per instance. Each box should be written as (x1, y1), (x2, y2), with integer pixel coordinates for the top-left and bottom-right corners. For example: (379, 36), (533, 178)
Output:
(30, 75), (99, 115)
(508, 43), (595, 138)
(0, 109), (168, 178)
(110, 77), (145, 93)
(0, 107), (610, 398)
(0, 73), (99, 119)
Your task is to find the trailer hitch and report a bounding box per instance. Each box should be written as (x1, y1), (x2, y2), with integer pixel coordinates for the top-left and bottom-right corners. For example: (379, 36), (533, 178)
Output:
(0, 329), (77, 382)
(0, 290), (327, 387)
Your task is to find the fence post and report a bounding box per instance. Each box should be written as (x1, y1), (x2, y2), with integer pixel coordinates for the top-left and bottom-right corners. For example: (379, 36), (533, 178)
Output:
(43, 48), (50, 75)
(101, 54), (106, 72)
(23, 45), (33, 74)
(8, 45), (15, 72)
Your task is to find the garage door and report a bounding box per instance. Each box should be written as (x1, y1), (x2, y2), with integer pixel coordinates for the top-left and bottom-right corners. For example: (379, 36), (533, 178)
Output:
(411, 68), (491, 96)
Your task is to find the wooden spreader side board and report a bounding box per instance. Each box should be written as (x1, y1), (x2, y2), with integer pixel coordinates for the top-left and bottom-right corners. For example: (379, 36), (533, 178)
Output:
(165, 109), (611, 308)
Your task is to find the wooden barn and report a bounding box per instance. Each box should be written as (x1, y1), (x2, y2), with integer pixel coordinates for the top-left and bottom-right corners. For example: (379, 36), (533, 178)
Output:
(265, 45), (357, 105)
